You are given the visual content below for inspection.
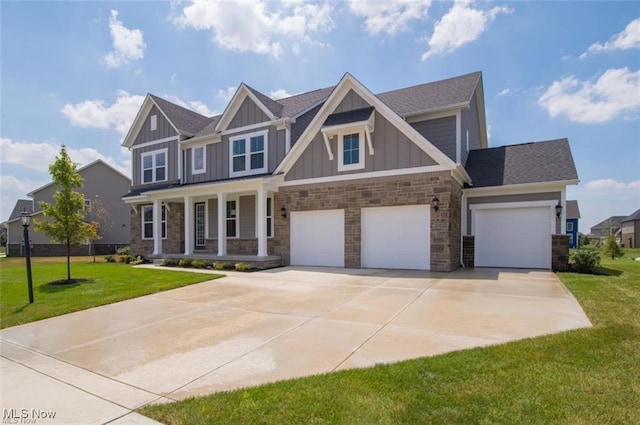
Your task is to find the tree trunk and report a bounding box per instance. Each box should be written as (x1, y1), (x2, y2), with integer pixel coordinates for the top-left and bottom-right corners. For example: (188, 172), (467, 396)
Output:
(66, 239), (71, 281)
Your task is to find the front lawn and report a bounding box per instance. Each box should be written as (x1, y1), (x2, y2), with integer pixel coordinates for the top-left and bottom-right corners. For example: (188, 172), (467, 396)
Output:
(0, 256), (220, 329)
(140, 248), (640, 424)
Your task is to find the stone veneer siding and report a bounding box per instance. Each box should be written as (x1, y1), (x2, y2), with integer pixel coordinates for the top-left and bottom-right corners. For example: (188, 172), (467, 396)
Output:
(7, 243), (122, 257)
(462, 236), (474, 267)
(130, 202), (184, 257)
(273, 171), (462, 272)
(551, 234), (569, 272)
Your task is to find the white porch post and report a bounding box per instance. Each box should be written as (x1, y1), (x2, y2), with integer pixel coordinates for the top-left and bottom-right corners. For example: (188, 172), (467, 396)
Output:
(256, 186), (268, 257)
(152, 199), (162, 256)
(217, 192), (227, 256)
(184, 196), (193, 255)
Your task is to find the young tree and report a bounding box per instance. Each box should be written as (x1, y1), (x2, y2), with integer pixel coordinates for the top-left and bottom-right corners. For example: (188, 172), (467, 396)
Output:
(602, 234), (624, 260)
(86, 198), (110, 263)
(35, 146), (98, 282)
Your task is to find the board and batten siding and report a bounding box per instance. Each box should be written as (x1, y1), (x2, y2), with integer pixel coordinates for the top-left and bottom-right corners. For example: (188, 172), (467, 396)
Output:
(460, 91), (481, 165)
(228, 97), (271, 130)
(333, 89), (371, 113)
(466, 192), (562, 235)
(131, 140), (179, 186)
(132, 105), (177, 146)
(205, 196), (256, 238)
(285, 111), (437, 181)
(183, 126), (286, 183)
(410, 116), (456, 163)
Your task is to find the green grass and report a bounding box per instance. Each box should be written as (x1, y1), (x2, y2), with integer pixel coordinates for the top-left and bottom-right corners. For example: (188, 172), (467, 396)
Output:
(140, 248), (640, 425)
(0, 256), (220, 329)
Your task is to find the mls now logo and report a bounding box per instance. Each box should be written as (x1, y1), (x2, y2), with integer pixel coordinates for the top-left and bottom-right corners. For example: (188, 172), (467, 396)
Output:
(2, 408), (57, 423)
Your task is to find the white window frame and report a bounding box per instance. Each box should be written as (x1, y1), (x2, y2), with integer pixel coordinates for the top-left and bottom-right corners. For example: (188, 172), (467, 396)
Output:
(337, 129), (365, 172)
(141, 148), (168, 184)
(568, 233), (574, 245)
(191, 145), (206, 175)
(567, 221), (574, 232)
(195, 202), (206, 247)
(226, 198), (239, 239)
(150, 114), (157, 131)
(141, 204), (167, 240)
(229, 130), (269, 178)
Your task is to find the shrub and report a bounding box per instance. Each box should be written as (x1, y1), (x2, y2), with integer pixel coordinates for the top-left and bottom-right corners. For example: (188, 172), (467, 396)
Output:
(213, 262), (232, 270)
(116, 246), (131, 255)
(104, 255), (114, 263)
(178, 258), (193, 268)
(160, 258), (179, 267)
(602, 234), (624, 260)
(569, 247), (601, 274)
(235, 262), (252, 272)
(191, 259), (208, 269)
(130, 256), (144, 265)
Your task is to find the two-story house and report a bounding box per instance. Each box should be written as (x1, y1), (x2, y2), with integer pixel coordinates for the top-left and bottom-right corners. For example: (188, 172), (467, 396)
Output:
(122, 71), (578, 271)
(3, 160), (131, 257)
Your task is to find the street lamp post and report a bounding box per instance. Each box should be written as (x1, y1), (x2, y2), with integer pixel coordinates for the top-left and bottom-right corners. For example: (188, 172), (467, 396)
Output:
(21, 209), (34, 304)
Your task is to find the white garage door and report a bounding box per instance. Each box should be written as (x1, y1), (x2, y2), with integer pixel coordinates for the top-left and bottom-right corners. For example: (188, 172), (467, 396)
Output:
(474, 206), (551, 269)
(361, 205), (430, 270)
(291, 209), (344, 267)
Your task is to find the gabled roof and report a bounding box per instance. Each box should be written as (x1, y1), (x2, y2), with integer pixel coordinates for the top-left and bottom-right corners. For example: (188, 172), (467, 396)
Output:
(465, 138), (578, 188)
(244, 85), (284, 117)
(279, 86), (334, 118)
(324, 106), (374, 127)
(148, 94), (212, 135)
(377, 71), (481, 117)
(591, 216), (626, 229)
(621, 209), (640, 222)
(8, 199), (32, 221)
(566, 200), (580, 219)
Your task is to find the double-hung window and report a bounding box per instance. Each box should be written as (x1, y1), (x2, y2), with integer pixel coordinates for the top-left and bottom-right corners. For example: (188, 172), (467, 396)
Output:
(229, 130), (268, 177)
(141, 149), (168, 184)
(142, 205), (167, 239)
(192, 146), (205, 174)
(226, 200), (238, 238)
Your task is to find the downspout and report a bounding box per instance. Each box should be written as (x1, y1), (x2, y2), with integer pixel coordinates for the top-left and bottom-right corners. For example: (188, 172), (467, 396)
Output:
(460, 190), (466, 268)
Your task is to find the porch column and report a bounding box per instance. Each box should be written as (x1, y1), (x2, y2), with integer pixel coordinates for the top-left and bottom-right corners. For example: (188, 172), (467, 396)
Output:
(152, 199), (162, 256)
(256, 186), (268, 257)
(217, 192), (227, 256)
(184, 196), (193, 256)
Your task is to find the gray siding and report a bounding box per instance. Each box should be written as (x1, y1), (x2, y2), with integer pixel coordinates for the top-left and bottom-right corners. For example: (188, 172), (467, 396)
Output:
(410, 116), (456, 162)
(228, 97), (270, 129)
(239, 195), (255, 238)
(207, 198), (218, 238)
(460, 92), (481, 165)
(285, 111), (437, 181)
(466, 192), (562, 235)
(291, 104), (321, 147)
(184, 126), (285, 183)
(132, 140), (179, 186)
(334, 89), (370, 113)
(133, 105), (177, 146)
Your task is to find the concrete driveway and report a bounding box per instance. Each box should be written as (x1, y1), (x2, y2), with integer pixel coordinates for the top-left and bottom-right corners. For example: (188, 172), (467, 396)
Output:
(1, 267), (591, 424)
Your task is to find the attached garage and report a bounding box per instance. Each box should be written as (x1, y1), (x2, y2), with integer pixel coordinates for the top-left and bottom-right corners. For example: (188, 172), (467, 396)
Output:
(361, 205), (431, 270)
(291, 209), (345, 267)
(472, 203), (554, 269)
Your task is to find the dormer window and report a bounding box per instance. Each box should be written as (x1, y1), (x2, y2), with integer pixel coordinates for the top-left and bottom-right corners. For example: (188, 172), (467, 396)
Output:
(150, 114), (157, 131)
(321, 106), (375, 172)
(229, 130), (268, 177)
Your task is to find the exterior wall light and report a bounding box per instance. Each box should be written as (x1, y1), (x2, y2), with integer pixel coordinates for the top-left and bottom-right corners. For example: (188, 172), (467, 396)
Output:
(555, 203), (563, 218)
(431, 197), (440, 212)
(281, 206), (287, 219)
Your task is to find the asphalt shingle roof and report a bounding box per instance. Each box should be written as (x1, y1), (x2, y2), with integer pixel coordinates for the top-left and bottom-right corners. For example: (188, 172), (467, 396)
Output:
(622, 209), (640, 222)
(465, 138), (578, 188)
(149, 94), (213, 135)
(324, 106), (374, 127)
(566, 200), (580, 219)
(591, 216), (626, 229)
(245, 85), (284, 117)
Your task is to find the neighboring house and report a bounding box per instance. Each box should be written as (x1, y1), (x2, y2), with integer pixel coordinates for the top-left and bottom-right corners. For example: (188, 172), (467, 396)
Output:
(620, 209), (640, 248)
(566, 200), (580, 248)
(122, 71), (578, 271)
(590, 216), (625, 240)
(2, 160), (131, 257)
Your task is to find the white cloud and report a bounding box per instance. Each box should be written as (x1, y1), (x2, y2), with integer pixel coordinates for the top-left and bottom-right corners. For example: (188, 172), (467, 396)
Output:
(102, 10), (146, 68)
(172, 0), (334, 57)
(497, 88), (511, 96)
(422, 0), (510, 61)
(580, 18), (640, 59)
(269, 88), (294, 100)
(0, 175), (47, 221)
(218, 86), (238, 102)
(568, 179), (640, 231)
(0, 138), (129, 176)
(538, 67), (640, 123)
(61, 90), (145, 135)
(162, 95), (217, 116)
(585, 179), (640, 191)
(349, 0), (430, 36)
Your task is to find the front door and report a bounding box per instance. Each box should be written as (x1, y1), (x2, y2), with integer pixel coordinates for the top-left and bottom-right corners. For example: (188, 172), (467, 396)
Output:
(195, 202), (205, 249)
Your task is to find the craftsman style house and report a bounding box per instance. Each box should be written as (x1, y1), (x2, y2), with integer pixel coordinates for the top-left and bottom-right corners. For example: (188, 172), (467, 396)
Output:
(122, 72), (578, 271)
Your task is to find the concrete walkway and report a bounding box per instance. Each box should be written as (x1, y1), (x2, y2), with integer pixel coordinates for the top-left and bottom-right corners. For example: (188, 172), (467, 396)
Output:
(0, 267), (591, 424)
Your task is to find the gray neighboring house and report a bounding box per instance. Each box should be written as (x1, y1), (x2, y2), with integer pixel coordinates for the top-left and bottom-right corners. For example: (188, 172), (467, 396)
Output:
(122, 71), (579, 271)
(589, 216), (626, 240)
(3, 160), (131, 257)
(620, 209), (640, 248)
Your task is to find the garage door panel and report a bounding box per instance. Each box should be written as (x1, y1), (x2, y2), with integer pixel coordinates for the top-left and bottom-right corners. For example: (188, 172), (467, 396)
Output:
(362, 205), (430, 270)
(291, 210), (344, 267)
(475, 207), (551, 269)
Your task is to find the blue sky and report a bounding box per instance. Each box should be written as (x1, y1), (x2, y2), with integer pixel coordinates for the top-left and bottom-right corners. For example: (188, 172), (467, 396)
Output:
(1, 0), (639, 231)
